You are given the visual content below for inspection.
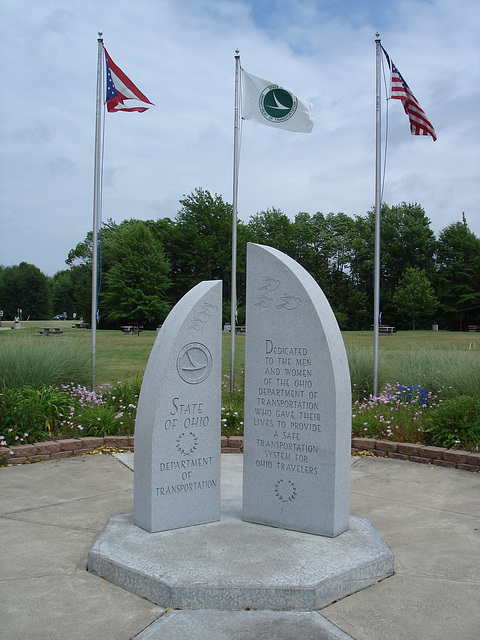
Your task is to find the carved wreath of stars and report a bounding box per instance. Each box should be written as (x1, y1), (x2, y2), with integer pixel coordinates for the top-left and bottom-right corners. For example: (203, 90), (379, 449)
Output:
(175, 431), (199, 456)
(274, 479), (297, 503)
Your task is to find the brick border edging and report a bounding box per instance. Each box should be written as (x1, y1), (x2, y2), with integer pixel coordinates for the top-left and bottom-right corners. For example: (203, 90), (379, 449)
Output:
(2, 436), (479, 472)
(351, 437), (480, 472)
(1, 436), (134, 465)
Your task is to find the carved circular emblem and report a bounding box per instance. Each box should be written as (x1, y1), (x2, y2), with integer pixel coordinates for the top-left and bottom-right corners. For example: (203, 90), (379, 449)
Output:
(176, 342), (213, 384)
(274, 479), (297, 503)
(259, 85), (298, 123)
(176, 431), (199, 456)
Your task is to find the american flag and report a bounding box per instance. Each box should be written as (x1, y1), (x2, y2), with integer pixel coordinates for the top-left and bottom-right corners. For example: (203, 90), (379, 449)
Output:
(382, 46), (436, 141)
(104, 48), (153, 113)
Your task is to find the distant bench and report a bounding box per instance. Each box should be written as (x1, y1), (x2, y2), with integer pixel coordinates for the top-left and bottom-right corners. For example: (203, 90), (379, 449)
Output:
(468, 325), (480, 332)
(39, 327), (63, 336)
(223, 324), (246, 334)
(120, 325), (143, 336)
(371, 325), (396, 334)
(72, 322), (89, 329)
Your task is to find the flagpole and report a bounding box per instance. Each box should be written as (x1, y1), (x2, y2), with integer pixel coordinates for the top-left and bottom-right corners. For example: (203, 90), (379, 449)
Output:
(91, 31), (104, 391)
(230, 50), (241, 394)
(373, 33), (382, 397)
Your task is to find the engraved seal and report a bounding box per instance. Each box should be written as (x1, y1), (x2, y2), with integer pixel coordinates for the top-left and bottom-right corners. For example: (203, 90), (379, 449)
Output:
(177, 342), (213, 384)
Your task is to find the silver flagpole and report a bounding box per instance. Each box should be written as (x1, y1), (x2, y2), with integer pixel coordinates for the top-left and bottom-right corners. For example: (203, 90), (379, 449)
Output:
(91, 31), (104, 391)
(230, 50), (241, 394)
(373, 34), (382, 397)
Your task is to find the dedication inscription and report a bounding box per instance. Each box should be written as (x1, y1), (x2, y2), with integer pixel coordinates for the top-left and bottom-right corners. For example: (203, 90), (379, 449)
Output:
(133, 281), (221, 533)
(242, 244), (351, 537)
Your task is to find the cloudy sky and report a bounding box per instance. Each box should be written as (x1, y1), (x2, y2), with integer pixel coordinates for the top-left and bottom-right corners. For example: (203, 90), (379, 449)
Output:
(1, 0), (479, 277)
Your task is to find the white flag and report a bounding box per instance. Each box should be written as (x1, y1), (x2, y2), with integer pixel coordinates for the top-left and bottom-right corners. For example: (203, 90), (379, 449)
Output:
(242, 69), (314, 133)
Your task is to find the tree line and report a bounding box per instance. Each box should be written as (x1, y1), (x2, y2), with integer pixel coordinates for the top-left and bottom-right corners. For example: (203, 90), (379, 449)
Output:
(1, 188), (479, 331)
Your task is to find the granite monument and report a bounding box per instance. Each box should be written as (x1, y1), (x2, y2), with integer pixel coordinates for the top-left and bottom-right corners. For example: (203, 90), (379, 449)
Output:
(242, 243), (351, 537)
(133, 280), (222, 532)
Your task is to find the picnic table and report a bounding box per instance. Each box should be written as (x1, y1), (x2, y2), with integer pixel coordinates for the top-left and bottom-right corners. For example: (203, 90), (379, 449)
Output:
(120, 324), (143, 336)
(223, 324), (246, 333)
(39, 327), (63, 336)
(72, 322), (89, 329)
(371, 325), (396, 334)
(379, 325), (396, 334)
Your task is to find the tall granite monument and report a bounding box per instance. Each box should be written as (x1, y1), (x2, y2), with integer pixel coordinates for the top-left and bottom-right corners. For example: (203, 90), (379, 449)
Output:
(242, 244), (351, 537)
(133, 280), (222, 532)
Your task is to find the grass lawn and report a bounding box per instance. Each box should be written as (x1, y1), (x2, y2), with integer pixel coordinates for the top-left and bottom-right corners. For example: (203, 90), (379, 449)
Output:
(342, 329), (476, 349)
(1, 321), (477, 388)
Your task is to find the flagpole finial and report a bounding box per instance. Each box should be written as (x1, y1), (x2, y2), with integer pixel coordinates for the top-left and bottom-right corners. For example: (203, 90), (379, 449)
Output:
(235, 49), (240, 58)
(98, 31), (103, 40)
(375, 32), (380, 41)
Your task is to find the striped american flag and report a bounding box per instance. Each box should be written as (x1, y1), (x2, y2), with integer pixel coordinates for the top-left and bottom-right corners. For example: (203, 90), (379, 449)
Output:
(382, 46), (437, 141)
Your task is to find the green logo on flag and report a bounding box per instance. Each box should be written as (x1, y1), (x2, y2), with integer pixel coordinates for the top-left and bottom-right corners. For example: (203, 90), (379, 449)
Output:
(259, 85), (298, 123)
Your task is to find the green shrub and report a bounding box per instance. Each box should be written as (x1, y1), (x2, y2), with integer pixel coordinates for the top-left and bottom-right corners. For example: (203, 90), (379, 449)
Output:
(0, 386), (72, 446)
(74, 404), (123, 437)
(58, 382), (139, 437)
(95, 381), (140, 434)
(0, 388), (24, 446)
(221, 404), (244, 436)
(425, 396), (480, 451)
(0, 337), (90, 389)
(0, 381), (140, 446)
(100, 380), (141, 412)
(221, 372), (244, 436)
(352, 383), (441, 444)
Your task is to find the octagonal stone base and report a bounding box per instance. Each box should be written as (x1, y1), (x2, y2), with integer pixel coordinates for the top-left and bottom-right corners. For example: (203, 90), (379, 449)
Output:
(88, 500), (393, 611)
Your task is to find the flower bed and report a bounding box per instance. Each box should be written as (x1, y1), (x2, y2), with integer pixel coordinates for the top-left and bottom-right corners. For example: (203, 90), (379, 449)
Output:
(1, 379), (478, 469)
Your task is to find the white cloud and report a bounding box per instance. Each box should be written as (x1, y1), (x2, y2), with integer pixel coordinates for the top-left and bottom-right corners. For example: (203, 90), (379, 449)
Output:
(0, 0), (479, 275)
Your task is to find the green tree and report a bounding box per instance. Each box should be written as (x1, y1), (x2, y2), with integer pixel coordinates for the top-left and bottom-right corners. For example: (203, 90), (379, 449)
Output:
(52, 269), (77, 318)
(66, 232), (93, 267)
(351, 203), (436, 328)
(164, 188), (246, 320)
(290, 212), (330, 286)
(435, 217), (480, 329)
(288, 211), (315, 267)
(393, 267), (438, 330)
(101, 220), (171, 326)
(65, 231), (94, 321)
(0, 262), (52, 320)
(289, 211), (366, 329)
(318, 212), (362, 328)
(167, 189), (233, 288)
(247, 207), (294, 256)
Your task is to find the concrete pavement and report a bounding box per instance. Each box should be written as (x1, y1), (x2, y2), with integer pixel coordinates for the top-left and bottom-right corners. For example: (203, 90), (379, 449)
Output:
(1, 453), (479, 639)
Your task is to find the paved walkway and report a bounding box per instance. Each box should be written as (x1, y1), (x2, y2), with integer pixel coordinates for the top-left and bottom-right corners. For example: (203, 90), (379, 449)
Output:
(1, 453), (479, 639)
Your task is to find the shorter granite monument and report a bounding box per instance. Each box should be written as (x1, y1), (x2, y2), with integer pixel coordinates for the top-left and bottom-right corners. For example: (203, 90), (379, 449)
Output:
(242, 243), (351, 537)
(133, 280), (222, 532)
